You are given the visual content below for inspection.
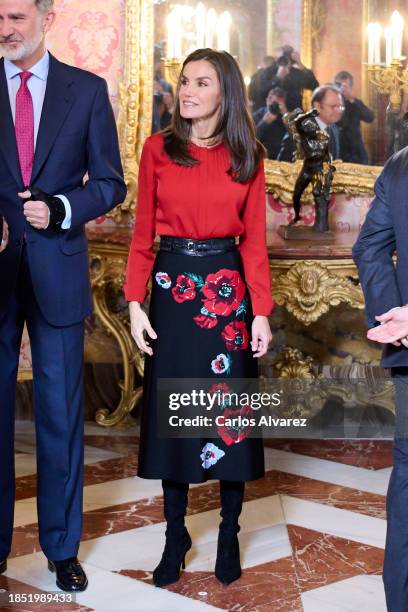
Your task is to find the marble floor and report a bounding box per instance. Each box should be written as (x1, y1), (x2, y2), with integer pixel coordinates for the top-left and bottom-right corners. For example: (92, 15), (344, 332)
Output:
(0, 422), (392, 611)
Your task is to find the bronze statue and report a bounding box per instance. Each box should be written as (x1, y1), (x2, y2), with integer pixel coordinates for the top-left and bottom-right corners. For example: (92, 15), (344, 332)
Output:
(284, 107), (336, 234)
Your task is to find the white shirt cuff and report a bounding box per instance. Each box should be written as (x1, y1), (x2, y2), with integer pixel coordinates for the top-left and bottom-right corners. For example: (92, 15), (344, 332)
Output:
(56, 194), (72, 230)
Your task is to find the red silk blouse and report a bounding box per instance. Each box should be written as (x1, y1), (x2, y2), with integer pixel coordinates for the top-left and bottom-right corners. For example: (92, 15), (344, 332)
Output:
(124, 133), (275, 316)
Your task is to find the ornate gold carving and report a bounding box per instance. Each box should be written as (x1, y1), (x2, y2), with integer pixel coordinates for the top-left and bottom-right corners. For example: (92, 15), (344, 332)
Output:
(163, 58), (182, 93)
(324, 377), (395, 415)
(89, 243), (144, 427)
(264, 159), (380, 202)
(273, 346), (316, 378)
(111, 0), (154, 223)
(271, 260), (365, 324)
(272, 347), (394, 416)
(367, 60), (408, 113)
(302, 0), (325, 65)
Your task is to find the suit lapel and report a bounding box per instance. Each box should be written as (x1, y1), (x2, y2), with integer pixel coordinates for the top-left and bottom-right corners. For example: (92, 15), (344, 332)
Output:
(0, 58), (23, 186)
(31, 54), (75, 183)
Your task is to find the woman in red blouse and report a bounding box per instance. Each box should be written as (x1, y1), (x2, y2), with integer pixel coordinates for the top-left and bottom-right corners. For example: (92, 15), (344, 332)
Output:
(125, 48), (274, 587)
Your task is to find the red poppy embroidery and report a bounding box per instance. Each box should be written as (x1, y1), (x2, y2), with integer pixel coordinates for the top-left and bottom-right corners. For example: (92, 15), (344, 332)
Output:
(221, 321), (249, 351)
(193, 306), (218, 329)
(194, 313), (218, 329)
(202, 269), (246, 317)
(172, 274), (196, 303)
(216, 405), (254, 446)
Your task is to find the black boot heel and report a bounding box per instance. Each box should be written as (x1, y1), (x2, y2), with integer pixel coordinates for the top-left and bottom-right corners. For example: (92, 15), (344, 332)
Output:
(215, 531), (241, 585)
(153, 529), (192, 587)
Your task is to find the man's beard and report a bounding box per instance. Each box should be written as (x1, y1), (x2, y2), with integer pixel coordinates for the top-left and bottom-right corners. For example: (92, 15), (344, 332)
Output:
(0, 29), (44, 62)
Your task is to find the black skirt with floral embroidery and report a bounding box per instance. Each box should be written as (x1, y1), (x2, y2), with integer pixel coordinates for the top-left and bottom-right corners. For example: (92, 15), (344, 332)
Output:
(137, 244), (265, 483)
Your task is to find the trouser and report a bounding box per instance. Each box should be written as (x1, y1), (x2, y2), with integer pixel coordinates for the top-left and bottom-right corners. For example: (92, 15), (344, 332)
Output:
(0, 245), (85, 561)
(383, 369), (408, 612)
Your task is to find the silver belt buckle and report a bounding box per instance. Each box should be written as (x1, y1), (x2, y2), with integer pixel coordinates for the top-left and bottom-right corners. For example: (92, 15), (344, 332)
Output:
(187, 240), (195, 251)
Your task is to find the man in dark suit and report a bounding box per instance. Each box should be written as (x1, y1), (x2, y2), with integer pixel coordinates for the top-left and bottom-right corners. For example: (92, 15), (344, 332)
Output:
(335, 70), (375, 164)
(353, 148), (408, 611)
(0, 0), (126, 591)
(278, 84), (344, 162)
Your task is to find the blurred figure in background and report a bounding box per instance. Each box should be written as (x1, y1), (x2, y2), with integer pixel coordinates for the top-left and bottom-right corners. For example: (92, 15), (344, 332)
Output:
(152, 44), (174, 133)
(248, 55), (277, 112)
(335, 70), (374, 164)
(270, 46), (318, 111)
(253, 87), (288, 159)
(278, 84), (344, 162)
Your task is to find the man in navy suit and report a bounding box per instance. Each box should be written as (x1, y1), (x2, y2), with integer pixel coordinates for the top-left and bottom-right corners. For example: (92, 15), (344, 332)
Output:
(0, 0), (126, 591)
(353, 148), (408, 611)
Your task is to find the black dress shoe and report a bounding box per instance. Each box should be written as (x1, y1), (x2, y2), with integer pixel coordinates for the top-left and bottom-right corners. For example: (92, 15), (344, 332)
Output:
(0, 559), (6, 574)
(48, 557), (88, 592)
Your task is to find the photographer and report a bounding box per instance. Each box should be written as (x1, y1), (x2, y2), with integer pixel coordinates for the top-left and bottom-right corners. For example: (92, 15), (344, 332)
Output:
(248, 55), (278, 112)
(334, 70), (374, 164)
(271, 46), (319, 111)
(253, 87), (288, 159)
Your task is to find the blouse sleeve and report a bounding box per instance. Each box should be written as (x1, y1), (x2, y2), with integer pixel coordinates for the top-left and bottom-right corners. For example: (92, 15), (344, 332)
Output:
(238, 161), (276, 316)
(124, 139), (157, 302)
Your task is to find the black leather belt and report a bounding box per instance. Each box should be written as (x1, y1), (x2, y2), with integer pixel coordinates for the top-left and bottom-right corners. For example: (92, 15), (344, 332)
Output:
(159, 235), (236, 256)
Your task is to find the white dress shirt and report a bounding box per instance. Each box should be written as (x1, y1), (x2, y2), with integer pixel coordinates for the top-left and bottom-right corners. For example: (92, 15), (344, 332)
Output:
(4, 51), (71, 229)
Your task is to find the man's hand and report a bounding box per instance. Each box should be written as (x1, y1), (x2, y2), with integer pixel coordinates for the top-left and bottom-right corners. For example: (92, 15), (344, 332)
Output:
(262, 112), (278, 124)
(277, 65), (290, 79)
(291, 51), (305, 69)
(339, 81), (354, 102)
(19, 190), (50, 230)
(0, 217), (9, 253)
(367, 306), (408, 347)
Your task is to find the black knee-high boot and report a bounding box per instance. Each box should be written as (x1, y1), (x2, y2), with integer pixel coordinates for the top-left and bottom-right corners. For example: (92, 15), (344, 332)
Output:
(215, 480), (245, 585)
(153, 479), (192, 587)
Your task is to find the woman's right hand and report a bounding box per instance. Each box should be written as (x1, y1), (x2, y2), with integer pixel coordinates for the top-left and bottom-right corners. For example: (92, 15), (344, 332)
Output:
(129, 301), (157, 356)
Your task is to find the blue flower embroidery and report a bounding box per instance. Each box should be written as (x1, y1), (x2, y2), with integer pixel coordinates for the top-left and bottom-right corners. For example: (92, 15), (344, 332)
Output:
(200, 443), (225, 469)
(211, 353), (232, 375)
(155, 271), (172, 289)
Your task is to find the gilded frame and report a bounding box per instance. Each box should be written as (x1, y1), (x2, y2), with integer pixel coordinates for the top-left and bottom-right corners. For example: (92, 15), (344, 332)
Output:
(115, 0), (380, 220)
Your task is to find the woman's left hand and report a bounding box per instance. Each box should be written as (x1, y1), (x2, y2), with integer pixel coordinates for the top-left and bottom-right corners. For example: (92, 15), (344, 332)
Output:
(251, 315), (272, 358)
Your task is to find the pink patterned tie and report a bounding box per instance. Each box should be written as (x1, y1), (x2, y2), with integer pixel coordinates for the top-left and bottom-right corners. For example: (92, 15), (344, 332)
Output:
(15, 71), (34, 187)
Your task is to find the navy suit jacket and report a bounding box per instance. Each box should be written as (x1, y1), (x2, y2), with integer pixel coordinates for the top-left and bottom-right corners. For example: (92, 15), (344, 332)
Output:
(352, 147), (408, 367)
(0, 54), (127, 327)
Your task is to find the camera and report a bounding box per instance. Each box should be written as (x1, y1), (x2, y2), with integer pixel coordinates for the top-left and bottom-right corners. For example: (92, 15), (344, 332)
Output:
(268, 101), (281, 115)
(153, 91), (163, 103)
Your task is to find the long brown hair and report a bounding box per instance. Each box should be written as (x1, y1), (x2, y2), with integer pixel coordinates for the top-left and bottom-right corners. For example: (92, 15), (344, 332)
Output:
(162, 48), (264, 183)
